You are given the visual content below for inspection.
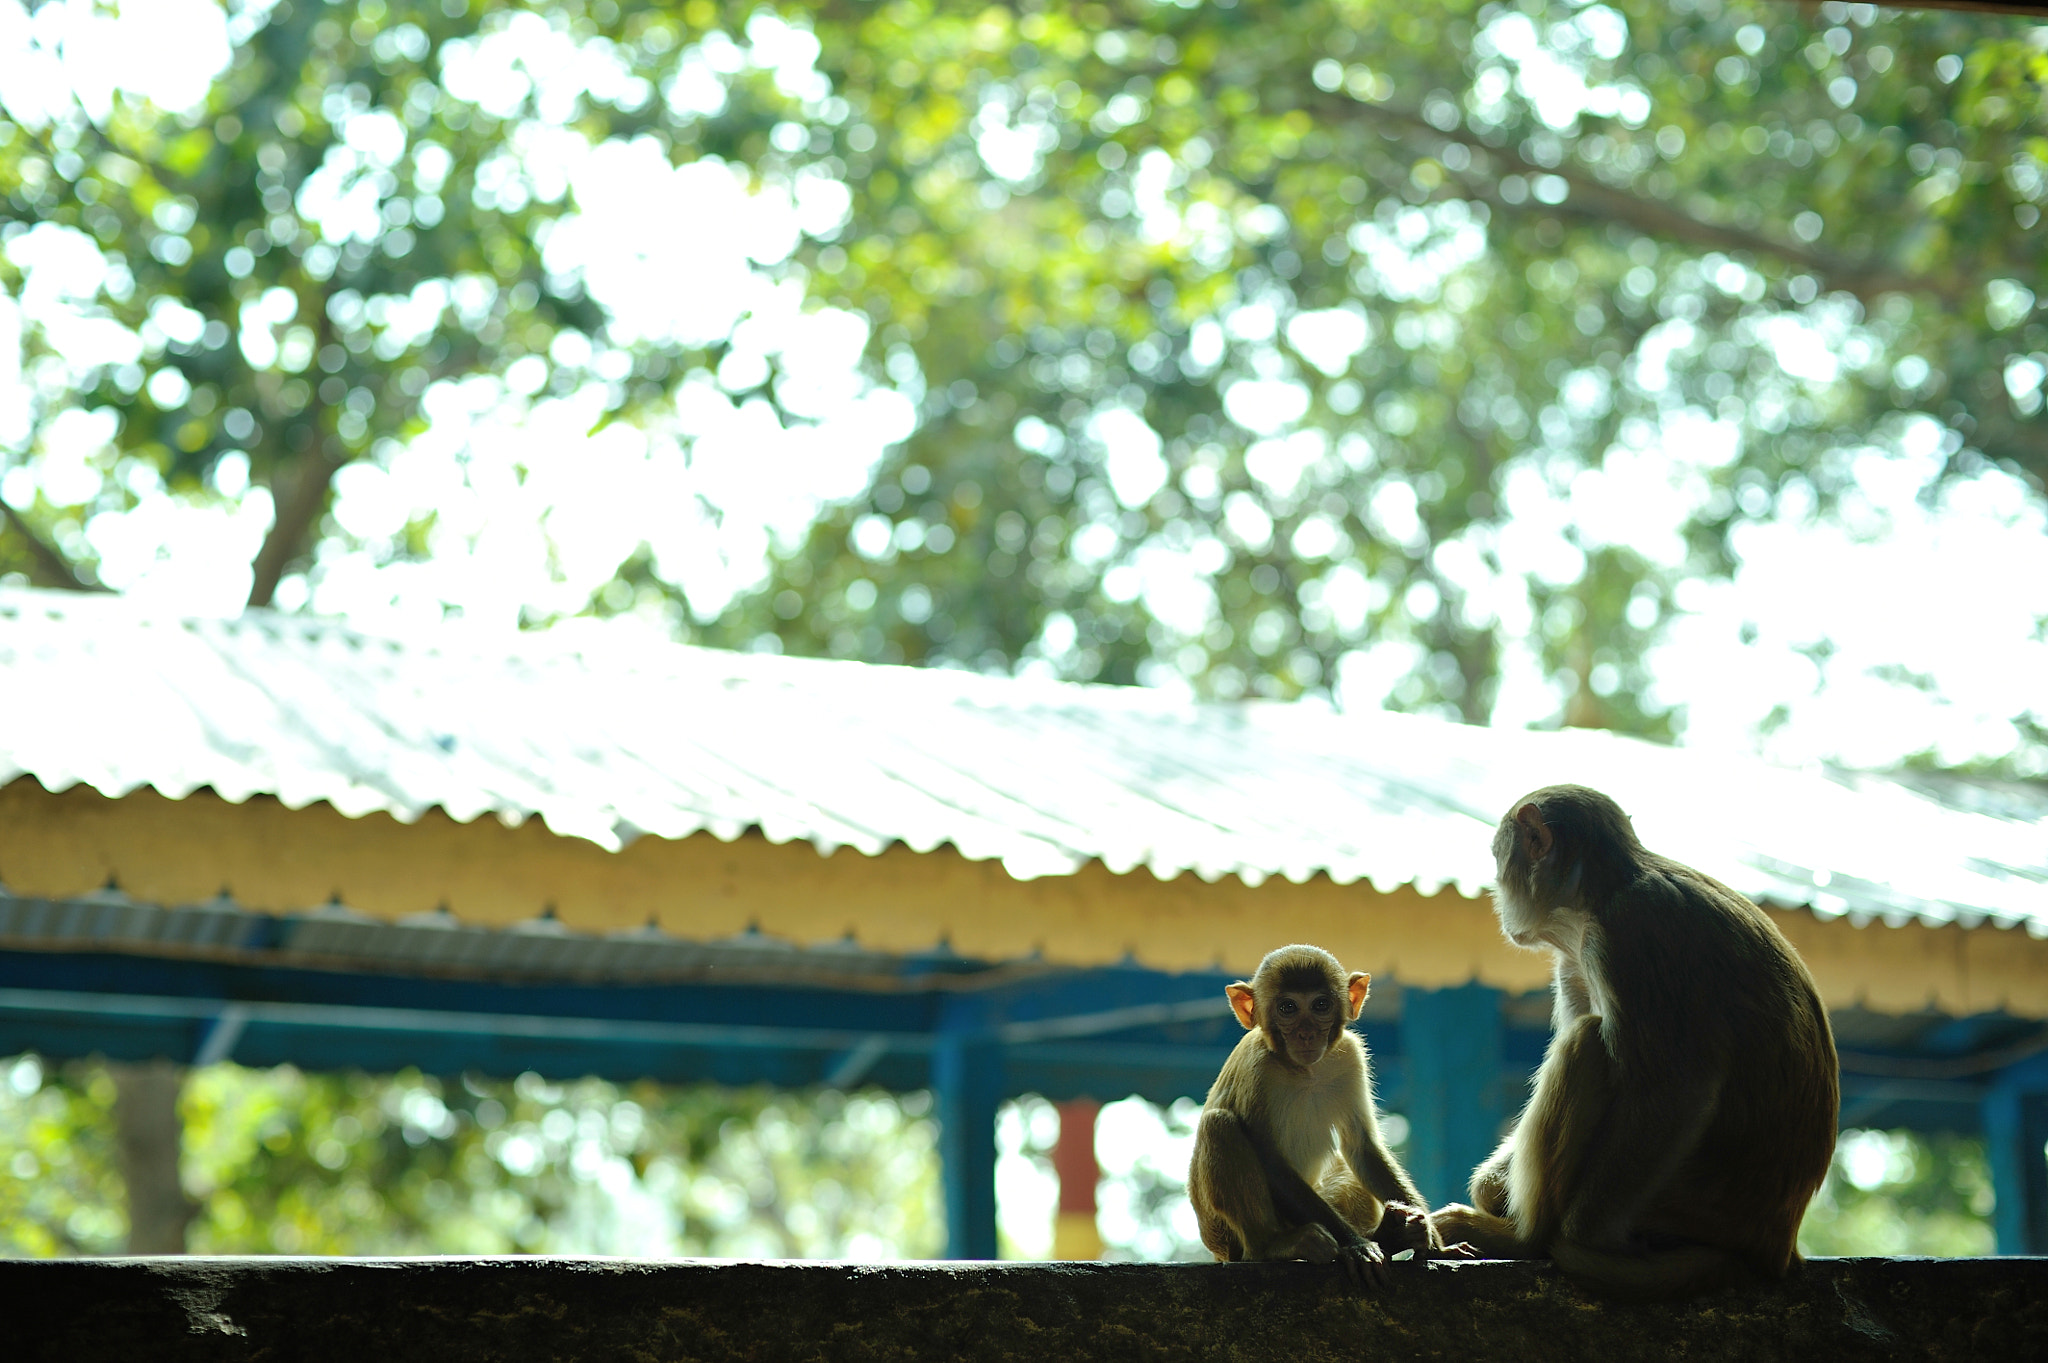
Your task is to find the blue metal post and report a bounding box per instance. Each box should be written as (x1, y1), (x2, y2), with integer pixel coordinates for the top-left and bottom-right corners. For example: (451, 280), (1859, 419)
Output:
(933, 1034), (1002, 1259)
(1401, 984), (1507, 1209)
(1984, 1069), (2048, 1255)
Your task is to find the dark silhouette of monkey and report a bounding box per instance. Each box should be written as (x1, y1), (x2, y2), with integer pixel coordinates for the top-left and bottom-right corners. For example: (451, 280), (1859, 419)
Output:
(1190, 943), (1467, 1287)
(1434, 784), (1838, 1296)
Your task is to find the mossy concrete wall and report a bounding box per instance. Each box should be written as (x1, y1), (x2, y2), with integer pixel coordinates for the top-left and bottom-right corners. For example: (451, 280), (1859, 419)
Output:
(9, 1256), (2047, 1362)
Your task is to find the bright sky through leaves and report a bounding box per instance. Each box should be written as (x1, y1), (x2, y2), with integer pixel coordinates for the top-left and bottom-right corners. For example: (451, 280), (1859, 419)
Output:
(0, 0), (2043, 781)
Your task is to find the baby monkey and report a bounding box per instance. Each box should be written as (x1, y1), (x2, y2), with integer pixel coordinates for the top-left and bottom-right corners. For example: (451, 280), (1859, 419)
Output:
(1189, 944), (1470, 1287)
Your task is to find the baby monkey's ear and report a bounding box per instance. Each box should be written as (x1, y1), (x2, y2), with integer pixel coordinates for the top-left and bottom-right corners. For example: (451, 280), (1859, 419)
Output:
(1226, 982), (1258, 1030)
(1346, 972), (1370, 1021)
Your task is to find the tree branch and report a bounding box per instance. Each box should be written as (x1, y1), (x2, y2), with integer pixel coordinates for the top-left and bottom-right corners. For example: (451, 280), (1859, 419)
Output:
(1, 502), (107, 592)
(1308, 99), (2048, 487)
(1959, 409), (2048, 489)
(1315, 94), (1972, 306)
(247, 299), (356, 611)
(242, 323), (491, 610)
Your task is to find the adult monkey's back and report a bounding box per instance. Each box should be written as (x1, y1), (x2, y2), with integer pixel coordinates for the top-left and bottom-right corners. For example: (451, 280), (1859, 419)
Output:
(1433, 784), (1839, 1296)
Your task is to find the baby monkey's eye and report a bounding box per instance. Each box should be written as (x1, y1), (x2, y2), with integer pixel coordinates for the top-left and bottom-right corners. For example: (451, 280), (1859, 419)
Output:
(1312, 997), (1331, 1012)
(1277, 1000), (1296, 1014)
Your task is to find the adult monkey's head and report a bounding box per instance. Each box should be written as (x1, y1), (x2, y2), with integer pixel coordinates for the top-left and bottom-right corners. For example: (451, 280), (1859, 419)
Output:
(1491, 784), (1645, 946)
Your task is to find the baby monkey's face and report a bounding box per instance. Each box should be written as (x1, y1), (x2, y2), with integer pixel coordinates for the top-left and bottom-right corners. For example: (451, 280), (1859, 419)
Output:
(1268, 986), (1339, 1068)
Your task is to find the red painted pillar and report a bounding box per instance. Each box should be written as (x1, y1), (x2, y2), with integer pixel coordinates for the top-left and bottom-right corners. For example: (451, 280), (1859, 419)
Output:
(1051, 1099), (1102, 1260)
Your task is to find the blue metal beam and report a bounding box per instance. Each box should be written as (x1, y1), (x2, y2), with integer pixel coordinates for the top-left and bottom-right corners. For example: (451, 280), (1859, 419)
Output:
(0, 949), (948, 1037)
(1839, 1075), (1987, 1137)
(959, 966), (1228, 1032)
(0, 948), (2015, 1174)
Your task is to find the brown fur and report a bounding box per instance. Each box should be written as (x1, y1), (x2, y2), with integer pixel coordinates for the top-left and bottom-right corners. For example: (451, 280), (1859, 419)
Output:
(1188, 944), (1445, 1280)
(1434, 785), (1840, 1297)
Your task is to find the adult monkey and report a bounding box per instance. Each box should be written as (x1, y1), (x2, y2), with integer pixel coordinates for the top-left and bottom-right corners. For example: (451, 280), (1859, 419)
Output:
(1190, 944), (1468, 1287)
(1434, 785), (1838, 1297)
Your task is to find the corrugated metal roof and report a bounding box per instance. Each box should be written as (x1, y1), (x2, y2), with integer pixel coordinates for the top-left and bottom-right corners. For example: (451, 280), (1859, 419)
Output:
(1, 586), (2043, 935)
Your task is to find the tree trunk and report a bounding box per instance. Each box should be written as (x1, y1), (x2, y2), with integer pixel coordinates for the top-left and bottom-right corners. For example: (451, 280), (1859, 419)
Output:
(112, 1060), (194, 1255)
(247, 451), (343, 609)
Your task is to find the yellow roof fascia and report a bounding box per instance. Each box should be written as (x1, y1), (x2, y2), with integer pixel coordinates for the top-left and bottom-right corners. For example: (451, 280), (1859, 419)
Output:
(4, 779), (2044, 1018)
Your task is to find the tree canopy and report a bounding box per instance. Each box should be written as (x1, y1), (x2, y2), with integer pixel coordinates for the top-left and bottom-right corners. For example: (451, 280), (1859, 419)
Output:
(0, 1052), (2002, 1259)
(1, 0), (2043, 758)
(0, 1053), (942, 1257)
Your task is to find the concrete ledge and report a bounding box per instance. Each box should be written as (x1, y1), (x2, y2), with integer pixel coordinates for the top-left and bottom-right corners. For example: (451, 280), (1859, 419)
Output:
(8, 1255), (2047, 1362)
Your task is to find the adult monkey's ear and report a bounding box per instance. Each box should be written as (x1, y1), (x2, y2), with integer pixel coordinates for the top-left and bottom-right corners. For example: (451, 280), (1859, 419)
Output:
(1226, 983), (1257, 1030)
(1515, 802), (1553, 862)
(1345, 972), (1370, 1021)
